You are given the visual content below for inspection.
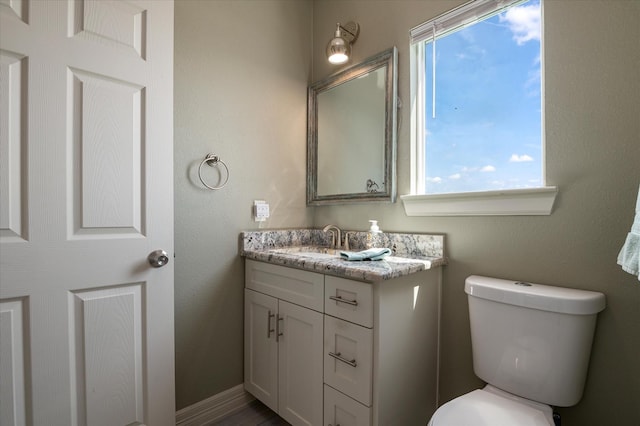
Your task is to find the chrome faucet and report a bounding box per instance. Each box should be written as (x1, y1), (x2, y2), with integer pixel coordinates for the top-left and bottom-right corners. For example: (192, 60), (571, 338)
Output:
(322, 224), (342, 249)
(343, 231), (355, 251)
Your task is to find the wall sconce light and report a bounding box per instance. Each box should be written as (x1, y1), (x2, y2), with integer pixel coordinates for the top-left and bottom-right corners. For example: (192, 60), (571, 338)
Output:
(326, 22), (360, 65)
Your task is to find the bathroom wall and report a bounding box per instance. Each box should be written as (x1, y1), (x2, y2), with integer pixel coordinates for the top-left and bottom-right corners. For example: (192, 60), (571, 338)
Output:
(173, 0), (313, 409)
(312, 1), (640, 424)
(174, 0), (639, 423)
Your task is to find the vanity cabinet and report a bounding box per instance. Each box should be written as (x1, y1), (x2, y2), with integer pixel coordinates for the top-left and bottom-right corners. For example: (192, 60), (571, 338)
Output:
(245, 259), (441, 426)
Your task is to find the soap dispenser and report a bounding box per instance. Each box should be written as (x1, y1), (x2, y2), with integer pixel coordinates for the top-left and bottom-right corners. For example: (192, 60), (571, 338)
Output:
(366, 220), (382, 249)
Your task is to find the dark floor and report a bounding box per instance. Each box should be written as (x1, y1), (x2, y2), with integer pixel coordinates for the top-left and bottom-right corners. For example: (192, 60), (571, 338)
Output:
(210, 399), (290, 426)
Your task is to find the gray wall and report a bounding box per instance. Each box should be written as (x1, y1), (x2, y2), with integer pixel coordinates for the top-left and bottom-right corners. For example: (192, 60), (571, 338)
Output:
(174, 0), (313, 409)
(175, 0), (640, 423)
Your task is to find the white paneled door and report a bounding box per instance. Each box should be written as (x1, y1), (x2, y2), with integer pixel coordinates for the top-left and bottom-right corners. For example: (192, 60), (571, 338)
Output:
(0, 1), (175, 425)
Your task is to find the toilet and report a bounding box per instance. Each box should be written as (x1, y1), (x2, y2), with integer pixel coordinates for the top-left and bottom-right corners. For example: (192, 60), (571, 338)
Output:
(429, 275), (606, 426)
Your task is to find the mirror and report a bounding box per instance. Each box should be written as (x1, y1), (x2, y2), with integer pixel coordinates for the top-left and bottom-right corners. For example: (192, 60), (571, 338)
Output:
(307, 47), (397, 205)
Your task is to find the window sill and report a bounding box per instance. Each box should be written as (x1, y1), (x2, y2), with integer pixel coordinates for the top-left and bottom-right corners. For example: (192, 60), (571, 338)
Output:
(400, 187), (558, 216)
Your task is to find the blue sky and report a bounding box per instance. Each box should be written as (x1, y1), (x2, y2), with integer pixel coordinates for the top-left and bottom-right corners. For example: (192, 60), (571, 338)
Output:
(424, 0), (542, 194)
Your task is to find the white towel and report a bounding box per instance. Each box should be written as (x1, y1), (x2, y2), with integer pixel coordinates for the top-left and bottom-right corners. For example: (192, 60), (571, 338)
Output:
(617, 185), (640, 280)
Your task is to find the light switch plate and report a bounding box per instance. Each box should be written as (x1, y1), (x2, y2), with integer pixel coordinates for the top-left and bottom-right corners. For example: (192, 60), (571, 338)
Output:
(254, 200), (269, 221)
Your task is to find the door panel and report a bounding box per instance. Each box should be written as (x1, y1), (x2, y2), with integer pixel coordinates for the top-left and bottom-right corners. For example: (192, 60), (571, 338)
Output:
(69, 0), (148, 59)
(69, 284), (144, 426)
(0, 1), (174, 424)
(0, 50), (27, 242)
(0, 298), (28, 426)
(278, 300), (323, 426)
(69, 67), (145, 237)
(244, 289), (278, 412)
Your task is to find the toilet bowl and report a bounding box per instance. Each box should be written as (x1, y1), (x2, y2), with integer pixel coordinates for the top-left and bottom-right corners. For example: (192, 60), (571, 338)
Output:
(428, 275), (605, 425)
(428, 385), (554, 426)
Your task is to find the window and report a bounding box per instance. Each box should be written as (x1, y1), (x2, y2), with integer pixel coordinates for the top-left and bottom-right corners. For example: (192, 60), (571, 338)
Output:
(403, 0), (557, 216)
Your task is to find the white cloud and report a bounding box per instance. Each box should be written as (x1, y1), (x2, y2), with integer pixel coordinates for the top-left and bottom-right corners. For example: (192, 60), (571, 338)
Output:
(449, 173), (461, 180)
(524, 68), (541, 97)
(427, 176), (442, 184)
(480, 165), (496, 172)
(533, 53), (541, 66)
(509, 154), (534, 162)
(499, 4), (541, 45)
(461, 166), (482, 173)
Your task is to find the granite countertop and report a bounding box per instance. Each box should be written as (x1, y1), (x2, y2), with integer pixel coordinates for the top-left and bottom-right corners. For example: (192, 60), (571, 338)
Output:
(240, 229), (447, 282)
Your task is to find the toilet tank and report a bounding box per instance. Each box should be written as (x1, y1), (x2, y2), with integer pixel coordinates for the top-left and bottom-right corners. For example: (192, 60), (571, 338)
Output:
(465, 275), (605, 407)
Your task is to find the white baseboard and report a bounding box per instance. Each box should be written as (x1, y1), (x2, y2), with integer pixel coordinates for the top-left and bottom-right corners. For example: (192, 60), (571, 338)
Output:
(175, 384), (255, 426)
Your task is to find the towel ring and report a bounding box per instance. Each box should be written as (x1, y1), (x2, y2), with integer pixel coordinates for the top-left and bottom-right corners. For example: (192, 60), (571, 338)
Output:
(198, 153), (229, 190)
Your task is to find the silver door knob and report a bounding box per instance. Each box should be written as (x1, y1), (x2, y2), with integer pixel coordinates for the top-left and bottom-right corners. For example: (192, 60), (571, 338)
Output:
(148, 249), (169, 268)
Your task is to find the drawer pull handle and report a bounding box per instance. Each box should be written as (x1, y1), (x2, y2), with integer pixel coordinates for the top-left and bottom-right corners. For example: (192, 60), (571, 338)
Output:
(267, 310), (275, 338)
(328, 351), (357, 367)
(329, 295), (358, 306)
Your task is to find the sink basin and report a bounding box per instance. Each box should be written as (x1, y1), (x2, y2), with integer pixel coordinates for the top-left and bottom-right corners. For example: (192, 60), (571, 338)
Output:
(270, 246), (340, 258)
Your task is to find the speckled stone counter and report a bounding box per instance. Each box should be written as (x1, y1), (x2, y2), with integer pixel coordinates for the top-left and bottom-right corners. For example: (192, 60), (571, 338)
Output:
(240, 229), (447, 282)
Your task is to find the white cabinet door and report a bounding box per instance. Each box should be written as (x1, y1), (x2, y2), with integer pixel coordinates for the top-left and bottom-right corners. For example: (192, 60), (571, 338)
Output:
(278, 300), (324, 426)
(0, 1), (174, 425)
(244, 289), (279, 413)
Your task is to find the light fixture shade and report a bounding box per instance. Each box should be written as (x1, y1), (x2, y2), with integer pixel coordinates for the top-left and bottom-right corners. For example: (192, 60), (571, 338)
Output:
(326, 22), (359, 65)
(326, 35), (350, 64)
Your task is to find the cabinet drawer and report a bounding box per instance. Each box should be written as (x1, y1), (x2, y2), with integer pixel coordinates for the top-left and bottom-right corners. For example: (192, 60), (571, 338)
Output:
(324, 316), (373, 406)
(324, 385), (371, 426)
(246, 260), (324, 311)
(325, 276), (373, 327)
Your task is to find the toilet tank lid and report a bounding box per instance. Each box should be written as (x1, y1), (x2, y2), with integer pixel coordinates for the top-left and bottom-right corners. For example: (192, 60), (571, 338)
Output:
(465, 275), (606, 315)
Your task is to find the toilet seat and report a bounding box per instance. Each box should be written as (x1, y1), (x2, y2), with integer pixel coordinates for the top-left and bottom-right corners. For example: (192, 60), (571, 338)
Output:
(428, 385), (555, 426)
